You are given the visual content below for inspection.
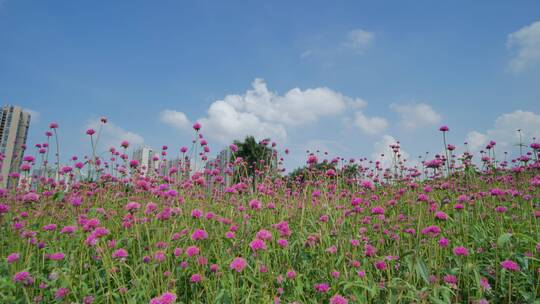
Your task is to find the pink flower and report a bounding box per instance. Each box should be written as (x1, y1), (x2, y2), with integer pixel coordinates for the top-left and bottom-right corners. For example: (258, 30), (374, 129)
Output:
(439, 125), (449, 132)
(48, 252), (65, 261)
(314, 283), (330, 293)
(150, 292), (177, 304)
(495, 206), (507, 213)
(192, 122), (201, 131)
(480, 277), (491, 291)
(249, 199), (262, 210)
(13, 271), (33, 285)
(256, 229), (273, 240)
(0, 203), (9, 214)
(326, 246), (337, 254)
(43, 224), (57, 231)
(364, 244), (377, 257)
(443, 274), (457, 284)
(421, 225), (441, 237)
(438, 238), (449, 247)
(453, 246), (469, 257)
(86, 129), (96, 135)
(250, 239), (266, 251)
(185, 246), (200, 257)
(500, 260), (520, 271)
(112, 248), (128, 260)
(277, 239), (288, 248)
(371, 206), (385, 215)
(125, 202), (141, 211)
(191, 209), (203, 218)
(191, 229), (208, 241)
(129, 159), (139, 168)
(435, 211), (448, 220)
(375, 260), (387, 270)
(230, 257), (247, 272)
(286, 270), (297, 279)
(329, 294), (349, 304)
(154, 251), (166, 262)
(7, 252), (20, 263)
(60, 225), (77, 234)
(150, 292), (176, 304)
(55, 287), (69, 299)
(190, 274), (202, 283)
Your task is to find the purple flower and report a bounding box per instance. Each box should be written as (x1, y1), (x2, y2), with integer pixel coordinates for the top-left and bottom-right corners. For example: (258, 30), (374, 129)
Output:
(48, 252), (65, 261)
(13, 271), (33, 285)
(7, 252), (20, 263)
(249, 239), (266, 251)
(190, 273), (202, 283)
(453, 246), (469, 257)
(500, 260), (520, 271)
(55, 287), (69, 299)
(191, 229), (208, 241)
(314, 283), (330, 293)
(329, 294), (349, 304)
(112, 248), (128, 260)
(230, 257), (247, 272)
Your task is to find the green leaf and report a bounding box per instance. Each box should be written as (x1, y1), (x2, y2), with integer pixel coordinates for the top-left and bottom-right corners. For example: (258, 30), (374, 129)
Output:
(497, 233), (512, 247)
(415, 258), (430, 285)
(53, 191), (65, 202)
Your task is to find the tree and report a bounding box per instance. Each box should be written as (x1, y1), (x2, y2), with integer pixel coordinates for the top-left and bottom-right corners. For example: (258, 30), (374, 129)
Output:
(231, 136), (276, 191)
(286, 160), (336, 186)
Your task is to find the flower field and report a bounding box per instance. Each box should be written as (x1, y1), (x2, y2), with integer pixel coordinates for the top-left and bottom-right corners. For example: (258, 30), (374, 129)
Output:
(1, 123), (539, 303)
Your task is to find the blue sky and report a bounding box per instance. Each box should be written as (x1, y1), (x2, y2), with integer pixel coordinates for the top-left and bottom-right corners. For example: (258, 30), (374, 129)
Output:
(1, 0), (539, 170)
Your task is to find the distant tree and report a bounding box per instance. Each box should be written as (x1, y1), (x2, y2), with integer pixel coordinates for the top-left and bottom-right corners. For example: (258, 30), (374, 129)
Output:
(231, 136), (275, 191)
(340, 163), (360, 180)
(287, 160), (336, 185)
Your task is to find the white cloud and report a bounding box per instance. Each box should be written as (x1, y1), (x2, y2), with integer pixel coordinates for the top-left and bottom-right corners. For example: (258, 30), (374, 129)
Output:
(389, 102), (442, 130)
(465, 131), (488, 152)
(344, 29), (374, 53)
(168, 78), (361, 144)
(466, 110), (540, 154)
(354, 111), (388, 135)
(507, 21), (540, 72)
(85, 119), (144, 151)
(371, 134), (413, 169)
(199, 99), (287, 144)
(160, 109), (191, 130)
(24, 108), (40, 125)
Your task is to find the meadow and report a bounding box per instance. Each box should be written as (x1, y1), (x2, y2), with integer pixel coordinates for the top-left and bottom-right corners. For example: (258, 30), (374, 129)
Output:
(0, 122), (539, 303)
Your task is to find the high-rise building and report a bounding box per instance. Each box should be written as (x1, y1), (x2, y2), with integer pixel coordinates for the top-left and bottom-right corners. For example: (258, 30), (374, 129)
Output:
(0, 105), (31, 188)
(205, 147), (234, 190)
(132, 146), (158, 176)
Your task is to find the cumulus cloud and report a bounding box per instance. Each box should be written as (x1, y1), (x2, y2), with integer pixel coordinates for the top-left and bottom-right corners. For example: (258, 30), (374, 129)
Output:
(344, 29), (375, 53)
(160, 110), (191, 130)
(354, 111), (388, 135)
(466, 110), (540, 154)
(85, 119), (144, 151)
(465, 131), (488, 152)
(163, 78), (367, 144)
(507, 21), (540, 72)
(371, 134), (413, 169)
(389, 102), (442, 130)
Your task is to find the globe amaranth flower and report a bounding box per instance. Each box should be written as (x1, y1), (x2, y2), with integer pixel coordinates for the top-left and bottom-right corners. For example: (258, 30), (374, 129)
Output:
(230, 257), (247, 272)
(500, 260), (520, 271)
